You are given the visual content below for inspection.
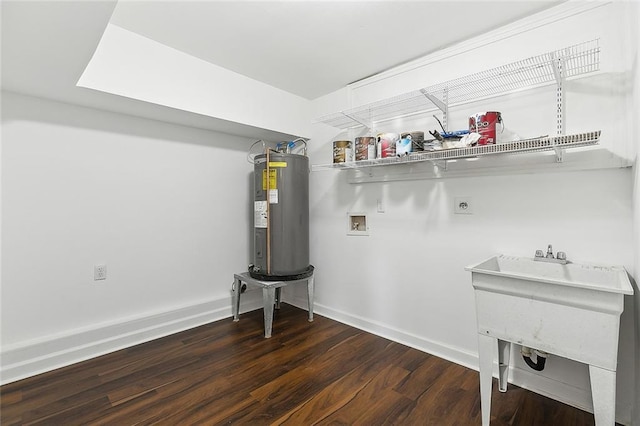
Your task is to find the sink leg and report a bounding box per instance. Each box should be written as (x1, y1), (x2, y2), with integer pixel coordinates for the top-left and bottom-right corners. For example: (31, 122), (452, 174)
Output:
(497, 340), (510, 392)
(478, 333), (495, 426)
(589, 365), (616, 426)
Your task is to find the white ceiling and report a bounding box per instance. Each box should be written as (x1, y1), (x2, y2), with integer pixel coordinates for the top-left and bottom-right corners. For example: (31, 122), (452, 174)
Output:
(1, 0), (564, 136)
(109, 1), (564, 100)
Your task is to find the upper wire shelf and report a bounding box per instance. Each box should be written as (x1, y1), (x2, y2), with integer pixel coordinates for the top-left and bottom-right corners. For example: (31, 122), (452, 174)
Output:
(316, 40), (600, 130)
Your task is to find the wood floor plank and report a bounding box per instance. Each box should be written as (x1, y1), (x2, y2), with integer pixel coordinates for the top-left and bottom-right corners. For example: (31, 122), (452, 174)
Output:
(272, 340), (411, 425)
(0, 304), (609, 426)
(393, 346), (435, 372)
(394, 352), (449, 400)
(224, 332), (382, 424)
(271, 366), (376, 425)
(114, 376), (258, 425)
(249, 332), (378, 402)
(101, 314), (355, 425)
(22, 396), (112, 426)
(314, 364), (413, 425)
(395, 362), (471, 425)
(20, 347), (206, 424)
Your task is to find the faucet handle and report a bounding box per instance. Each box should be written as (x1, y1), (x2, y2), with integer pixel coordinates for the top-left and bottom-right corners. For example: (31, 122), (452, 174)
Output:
(556, 251), (566, 261)
(535, 250), (544, 258)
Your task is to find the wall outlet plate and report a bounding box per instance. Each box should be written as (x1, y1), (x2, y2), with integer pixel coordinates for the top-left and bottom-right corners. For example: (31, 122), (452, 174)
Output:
(454, 197), (473, 214)
(94, 264), (107, 280)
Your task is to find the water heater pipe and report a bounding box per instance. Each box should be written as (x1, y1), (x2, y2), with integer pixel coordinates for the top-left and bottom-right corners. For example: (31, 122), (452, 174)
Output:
(265, 147), (271, 274)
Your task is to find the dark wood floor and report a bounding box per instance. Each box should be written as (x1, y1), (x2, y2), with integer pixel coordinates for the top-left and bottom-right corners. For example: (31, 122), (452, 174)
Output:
(1, 304), (600, 425)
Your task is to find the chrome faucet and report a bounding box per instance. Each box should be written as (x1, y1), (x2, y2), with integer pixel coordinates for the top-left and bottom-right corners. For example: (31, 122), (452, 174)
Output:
(534, 244), (568, 264)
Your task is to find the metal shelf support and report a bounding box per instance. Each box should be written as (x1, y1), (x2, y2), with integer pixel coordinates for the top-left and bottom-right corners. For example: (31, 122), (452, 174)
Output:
(420, 89), (449, 131)
(551, 52), (567, 136)
(342, 112), (372, 131)
(551, 51), (567, 162)
(553, 143), (564, 163)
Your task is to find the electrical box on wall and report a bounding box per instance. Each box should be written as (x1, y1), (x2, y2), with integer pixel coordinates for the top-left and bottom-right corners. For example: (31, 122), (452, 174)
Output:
(454, 197), (473, 215)
(347, 213), (369, 236)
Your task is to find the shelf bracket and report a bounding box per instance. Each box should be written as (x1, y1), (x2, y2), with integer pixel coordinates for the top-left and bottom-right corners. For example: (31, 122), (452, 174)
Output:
(420, 89), (449, 131)
(550, 52), (566, 136)
(550, 136), (564, 163)
(432, 160), (448, 171)
(341, 112), (372, 131)
(553, 146), (564, 163)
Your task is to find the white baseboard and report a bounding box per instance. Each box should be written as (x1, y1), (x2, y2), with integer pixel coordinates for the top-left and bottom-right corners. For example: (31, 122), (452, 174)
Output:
(286, 295), (631, 426)
(0, 292), (262, 385)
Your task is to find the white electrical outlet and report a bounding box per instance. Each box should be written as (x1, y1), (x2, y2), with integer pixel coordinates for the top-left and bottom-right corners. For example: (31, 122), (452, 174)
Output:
(454, 197), (473, 214)
(94, 264), (107, 280)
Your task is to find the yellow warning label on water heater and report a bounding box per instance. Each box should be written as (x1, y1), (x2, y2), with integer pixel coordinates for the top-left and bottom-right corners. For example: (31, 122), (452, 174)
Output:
(262, 169), (277, 190)
(268, 162), (287, 168)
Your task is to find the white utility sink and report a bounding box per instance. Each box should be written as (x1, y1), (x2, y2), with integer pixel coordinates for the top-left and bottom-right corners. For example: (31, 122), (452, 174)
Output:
(467, 254), (633, 426)
(467, 254), (633, 295)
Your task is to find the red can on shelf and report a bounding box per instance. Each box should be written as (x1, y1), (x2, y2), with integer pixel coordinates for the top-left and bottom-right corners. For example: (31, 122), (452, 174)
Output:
(376, 133), (398, 158)
(469, 112), (502, 145)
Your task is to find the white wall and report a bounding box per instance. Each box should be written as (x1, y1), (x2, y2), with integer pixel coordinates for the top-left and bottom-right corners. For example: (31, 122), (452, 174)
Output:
(0, 91), (262, 383)
(631, 1), (640, 423)
(298, 2), (638, 424)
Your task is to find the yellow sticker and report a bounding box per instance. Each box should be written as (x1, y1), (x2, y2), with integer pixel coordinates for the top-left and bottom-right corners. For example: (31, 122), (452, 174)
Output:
(268, 162), (287, 168)
(262, 169), (277, 190)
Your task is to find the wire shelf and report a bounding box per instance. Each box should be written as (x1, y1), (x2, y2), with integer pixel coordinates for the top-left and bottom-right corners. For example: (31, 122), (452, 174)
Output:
(316, 40), (600, 130)
(311, 131), (600, 171)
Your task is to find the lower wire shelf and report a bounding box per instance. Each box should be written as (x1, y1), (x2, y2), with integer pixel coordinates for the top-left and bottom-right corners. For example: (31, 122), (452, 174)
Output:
(311, 131), (601, 172)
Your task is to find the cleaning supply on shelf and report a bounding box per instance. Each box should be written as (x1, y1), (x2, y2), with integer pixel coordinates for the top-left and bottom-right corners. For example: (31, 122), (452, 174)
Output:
(396, 136), (412, 156)
(355, 136), (376, 161)
(429, 115), (469, 143)
(400, 131), (425, 152)
(496, 126), (521, 144)
(333, 140), (353, 163)
(457, 132), (482, 147)
(376, 133), (398, 158)
(429, 129), (470, 141)
(469, 111), (503, 145)
(422, 139), (441, 151)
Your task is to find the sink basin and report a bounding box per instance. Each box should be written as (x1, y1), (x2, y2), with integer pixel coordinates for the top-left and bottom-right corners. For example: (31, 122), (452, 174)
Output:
(466, 254), (633, 295)
(466, 253), (633, 370)
(468, 255), (634, 426)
